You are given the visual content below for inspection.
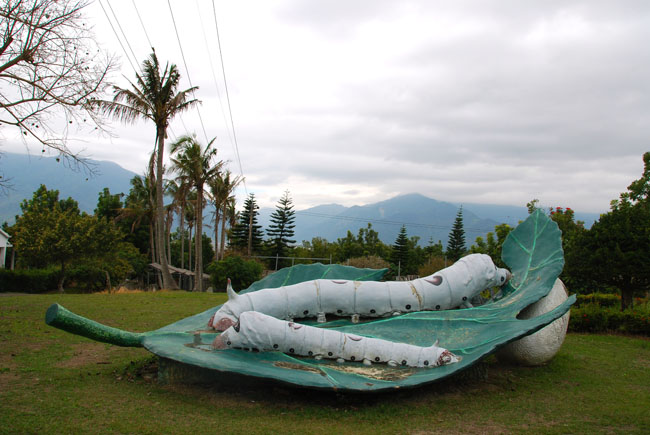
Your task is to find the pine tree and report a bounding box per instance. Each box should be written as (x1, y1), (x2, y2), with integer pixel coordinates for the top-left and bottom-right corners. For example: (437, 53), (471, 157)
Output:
(391, 225), (410, 275)
(266, 190), (296, 262)
(229, 193), (264, 255)
(446, 207), (466, 262)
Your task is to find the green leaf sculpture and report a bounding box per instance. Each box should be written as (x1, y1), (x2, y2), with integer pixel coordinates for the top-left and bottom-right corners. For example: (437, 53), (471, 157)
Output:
(46, 210), (575, 392)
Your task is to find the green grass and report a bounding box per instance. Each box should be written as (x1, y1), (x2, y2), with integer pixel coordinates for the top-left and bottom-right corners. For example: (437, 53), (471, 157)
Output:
(1, 292), (649, 434)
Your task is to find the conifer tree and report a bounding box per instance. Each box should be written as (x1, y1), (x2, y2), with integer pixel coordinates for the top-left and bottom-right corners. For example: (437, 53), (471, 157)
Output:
(391, 225), (410, 275)
(266, 191), (296, 262)
(229, 193), (263, 255)
(446, 207), (466, 262)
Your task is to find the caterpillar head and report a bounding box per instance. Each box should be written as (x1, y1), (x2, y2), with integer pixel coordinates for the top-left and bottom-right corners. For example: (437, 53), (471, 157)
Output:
(497, 268), (512, 286)
(437, 349), (461, 366)
(207, 279), (240, 331)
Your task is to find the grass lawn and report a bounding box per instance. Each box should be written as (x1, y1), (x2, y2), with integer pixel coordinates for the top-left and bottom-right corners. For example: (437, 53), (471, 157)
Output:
(1, 292), (649, 434)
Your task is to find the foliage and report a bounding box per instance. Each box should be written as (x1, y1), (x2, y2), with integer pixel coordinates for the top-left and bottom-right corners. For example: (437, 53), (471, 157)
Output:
(0, 0), (116, 165)
(208, 255), (263, 291)
(170, 134), (223, 291)
(390, 225), (409, 268)
(91, 51), (200, 290)
(266, 190), (296, 266)
(170, 232), (214, 273)
(417, 256), (448, 277)
(569, 302), (650, 335)
(446, 207), (466, 262)
(565, 152), (650, 310)
(229, 193), (264, 255)
(575, 292), (623, 308)
(469, 223), (513, 268)
(0, 267), (59, 293)
(207, 170), (242, 261)
(95, 187), (124, 222)
(8, 185), (127, 291)
(346, 255), (390, 270)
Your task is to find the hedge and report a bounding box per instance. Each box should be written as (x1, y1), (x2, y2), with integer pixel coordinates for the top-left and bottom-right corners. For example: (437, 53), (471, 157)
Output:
(0, 268), (60, 293)
(569, 303), (650, 336)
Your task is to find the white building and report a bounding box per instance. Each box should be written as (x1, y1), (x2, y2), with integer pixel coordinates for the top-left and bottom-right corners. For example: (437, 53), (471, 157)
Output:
(0, 228), (12, 269)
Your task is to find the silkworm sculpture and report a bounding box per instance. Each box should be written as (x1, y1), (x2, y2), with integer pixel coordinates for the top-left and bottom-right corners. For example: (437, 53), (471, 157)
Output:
(209, 253), (511, 331)
(212, 311), (461, 368)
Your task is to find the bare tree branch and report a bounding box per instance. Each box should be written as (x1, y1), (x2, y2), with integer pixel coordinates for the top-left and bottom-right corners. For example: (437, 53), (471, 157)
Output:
(0, 0), (118, 178)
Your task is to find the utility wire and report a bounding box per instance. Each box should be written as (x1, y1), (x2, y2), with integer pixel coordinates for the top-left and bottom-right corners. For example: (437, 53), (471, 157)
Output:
(195, 0), (235, 152)
(131, 0), (153, 50)
(167, 0), (210, 144)
(212, 0), (246, 193)
(97, 0), (137, 73)
(105, 0), (140, 69)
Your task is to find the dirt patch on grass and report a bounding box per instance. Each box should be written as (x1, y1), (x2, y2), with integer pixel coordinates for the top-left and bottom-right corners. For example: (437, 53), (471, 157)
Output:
(56, 343), (113, 368)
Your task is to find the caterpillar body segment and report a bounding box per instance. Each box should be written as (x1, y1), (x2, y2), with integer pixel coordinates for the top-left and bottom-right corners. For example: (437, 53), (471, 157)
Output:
(212, 311), (461, 368)
(209, 254), (511, 331)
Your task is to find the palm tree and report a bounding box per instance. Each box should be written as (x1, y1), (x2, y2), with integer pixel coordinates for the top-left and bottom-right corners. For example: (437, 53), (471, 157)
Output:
(207, 170), (243, 261)
(167, 178), (191, 270)
(91, 51), (199, 289)
(170, 134), (223, 291)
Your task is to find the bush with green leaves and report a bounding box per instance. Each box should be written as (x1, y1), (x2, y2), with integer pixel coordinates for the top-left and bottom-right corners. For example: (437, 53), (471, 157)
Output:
(207, 255), (263, 291)
(569, 302), (650, 336)
(0, 268), (60, 293)
(575, 293), (621, 308)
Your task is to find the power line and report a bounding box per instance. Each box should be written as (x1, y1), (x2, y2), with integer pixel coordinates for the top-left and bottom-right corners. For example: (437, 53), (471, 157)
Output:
(194, 0), (235, 153)
(97, 0), (137, 73)
(131, 0), (153, 50)
(105, 0), (140, 69)
(212, 0), (246, 193)
(167, 0), (210, 144)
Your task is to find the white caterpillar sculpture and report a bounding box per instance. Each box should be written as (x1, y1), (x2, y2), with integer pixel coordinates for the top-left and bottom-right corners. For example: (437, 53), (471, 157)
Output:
(212, 311), (461, 368)
(208, 253), (511, 331)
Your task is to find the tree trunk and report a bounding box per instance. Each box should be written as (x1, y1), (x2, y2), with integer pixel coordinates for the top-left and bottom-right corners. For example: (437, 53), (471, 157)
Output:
(105, 270), (112, 293)
(194, 185), (204, 292)
(219, 205), (227, 261)
(155, 127), (178, 289)
(188, 225), (193, 279)
(58, 261), (66, 293)
(214, 208), (220, 262)
(166, 210), (172, 266)
(150, 220), (161, 289)
(179, 208), (185, 270)
(621, 285), (634, 311)
(247, 207), (253, 257)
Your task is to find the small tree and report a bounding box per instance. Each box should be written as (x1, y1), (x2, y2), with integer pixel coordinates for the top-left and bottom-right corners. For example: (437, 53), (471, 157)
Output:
(9, 185), (123, 291)
(446, 207), (466, 262)
(229, 193), (263, 256)
(266, 190), (296, 267)
(95, 188), (124, 222)
(469, 223), (512, 268)
(567, 152), (650, 310)
(391, 225), (410, 276)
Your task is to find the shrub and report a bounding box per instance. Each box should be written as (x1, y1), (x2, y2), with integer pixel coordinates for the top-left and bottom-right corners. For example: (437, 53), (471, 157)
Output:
(569, 303), (650, 336)
(575, 293), (620, 308)
(0, 267), (60, 293)
(207, 255), (263, 291)
(346, 255), (390, 270)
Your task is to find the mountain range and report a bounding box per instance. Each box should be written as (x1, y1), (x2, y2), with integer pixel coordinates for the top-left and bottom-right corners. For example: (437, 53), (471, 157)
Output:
(0, 152), (600, 246)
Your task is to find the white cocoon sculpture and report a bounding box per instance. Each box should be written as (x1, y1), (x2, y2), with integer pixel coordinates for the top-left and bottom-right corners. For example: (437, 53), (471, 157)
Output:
(212, 311), (461, 368)
(496, 279), (570, 366)
(209, 253), (511, 331)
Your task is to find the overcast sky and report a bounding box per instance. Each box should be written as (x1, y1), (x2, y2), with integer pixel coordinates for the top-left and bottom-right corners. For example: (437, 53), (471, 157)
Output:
(4, 0), (650, 213)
